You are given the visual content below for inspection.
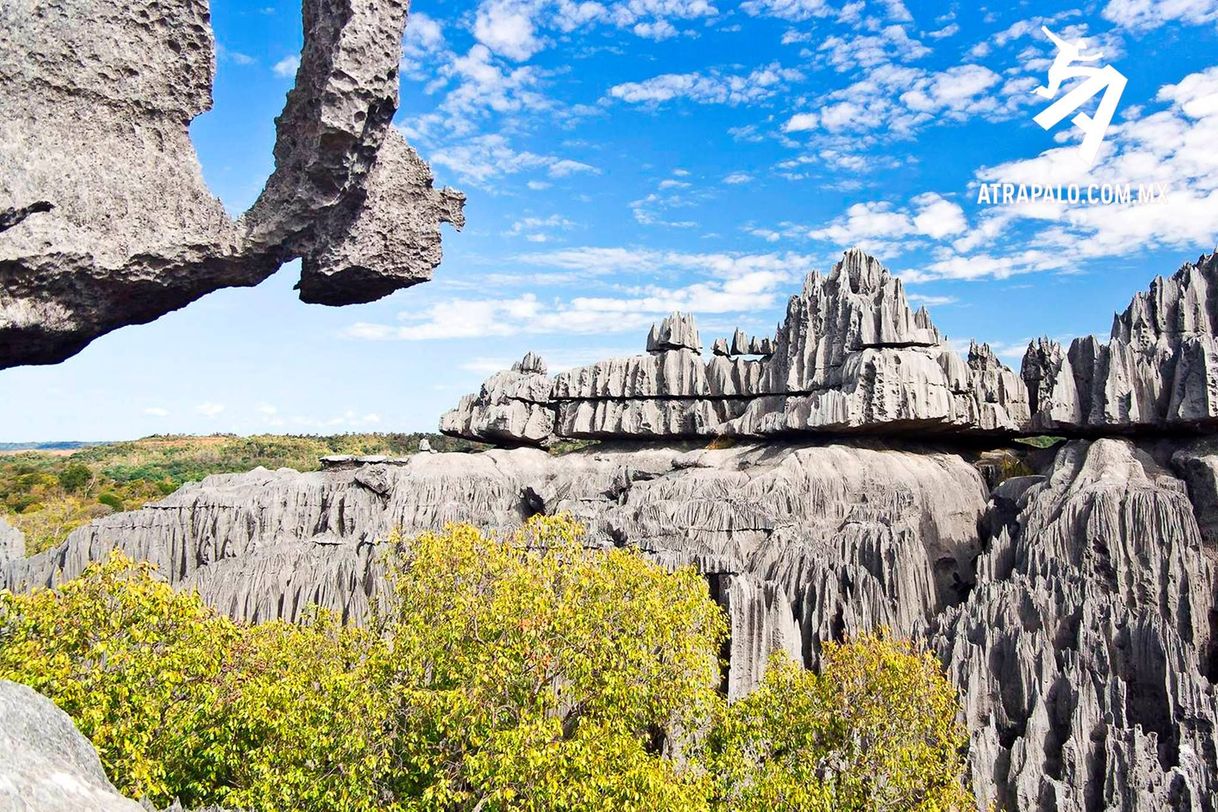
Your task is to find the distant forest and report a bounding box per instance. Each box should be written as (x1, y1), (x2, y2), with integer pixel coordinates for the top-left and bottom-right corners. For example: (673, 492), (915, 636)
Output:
(0, 433), (480, 555)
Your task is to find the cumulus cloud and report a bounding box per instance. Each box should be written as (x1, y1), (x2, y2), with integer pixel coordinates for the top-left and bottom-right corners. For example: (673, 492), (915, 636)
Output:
(1102, 0), (1218, 30)
(906, 66), (1218, 283)
(608, 63), (803, 106)
(196, 402), (226, 418)
(505, 214), (576, 242)
(343, 248), (835, 342)
(740, 0), (834, 22)
(427, 133), (597, 185)
(807, 193), (968, 249)
(272, 55), (299, 77)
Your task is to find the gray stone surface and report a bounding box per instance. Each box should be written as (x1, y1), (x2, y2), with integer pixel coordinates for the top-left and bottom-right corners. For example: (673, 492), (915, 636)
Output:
(1024, 252), (1218, 433)
(0, 0), (463, 368)
(440, 249), (1031, 445)
(3, 436), (1218, 808)
(934, 439), (1218, 811)
(0, 680), (143, 811)
(2, 443), (988, 693)
(446, 250), (1218, 447)
(0, 513), (24, 563)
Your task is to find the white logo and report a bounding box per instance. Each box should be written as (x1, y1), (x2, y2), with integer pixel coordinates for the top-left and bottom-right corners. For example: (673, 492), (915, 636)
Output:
(1032, 26), (1126, 168)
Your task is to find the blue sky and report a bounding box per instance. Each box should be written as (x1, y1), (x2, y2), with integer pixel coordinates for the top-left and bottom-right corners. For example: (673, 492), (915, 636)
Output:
(4, 0), (1218, 441)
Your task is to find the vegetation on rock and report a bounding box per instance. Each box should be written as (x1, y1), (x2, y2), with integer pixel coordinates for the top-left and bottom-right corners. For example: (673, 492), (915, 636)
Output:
(0, 433), (478, 555)
(0, 515), (971, 811)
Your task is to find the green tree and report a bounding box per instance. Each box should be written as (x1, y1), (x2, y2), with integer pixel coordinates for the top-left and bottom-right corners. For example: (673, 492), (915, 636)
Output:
(0, 553), (239, 804)
(57, 462), (93, 493)
(0, 518), (973, 811)
(709, 636), (972, 811)
(371, 516), (726, 811)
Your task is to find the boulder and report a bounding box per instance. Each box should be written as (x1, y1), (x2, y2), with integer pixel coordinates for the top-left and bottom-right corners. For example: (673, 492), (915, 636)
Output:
(0, 680), (143, 811)
(0, 513), (24, 562)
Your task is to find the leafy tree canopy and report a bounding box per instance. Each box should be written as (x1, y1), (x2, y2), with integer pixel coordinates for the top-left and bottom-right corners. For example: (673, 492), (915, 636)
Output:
(0, 516), (972, 811)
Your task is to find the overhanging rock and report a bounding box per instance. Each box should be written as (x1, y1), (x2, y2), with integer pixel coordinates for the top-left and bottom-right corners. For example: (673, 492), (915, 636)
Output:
(0, 0), (464, 368)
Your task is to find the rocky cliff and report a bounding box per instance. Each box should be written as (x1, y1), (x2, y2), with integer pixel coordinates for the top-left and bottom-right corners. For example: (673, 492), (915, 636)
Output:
(444, 249), (1218, 447)
(1024, 252), (1218, 434)
(0, 0), (464, 368)
(6, 250), (1218, 810)
(441, 249), (1034, 444)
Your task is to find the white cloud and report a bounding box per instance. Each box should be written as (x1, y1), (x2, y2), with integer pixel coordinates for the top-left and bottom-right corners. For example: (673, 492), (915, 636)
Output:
(805, 193), (967, 248)
(784, 112), (818, 132)
(740, 0), (833, 22)
(196, 402), (226, 418)
(272, 55), (299, 78)
(506, 214), (576, 241)
(143, 407), (169, 417)
(608, 63), (803, 106)
(401, 11), (448, 76)
(427, 133), (597, 185)
(905, 67), (1218, 283)
(880, 0), (913, 22)
(782, 61), (1024, 154)
(1102, 0), (1218, 30)
(346, 248), (831, 342)
(817, 25), (929, 72)
(633, 19), (679, 39)
(474, 0), (544, 60)
(724, 172), (754, 184)
(906, 293), (958, 307)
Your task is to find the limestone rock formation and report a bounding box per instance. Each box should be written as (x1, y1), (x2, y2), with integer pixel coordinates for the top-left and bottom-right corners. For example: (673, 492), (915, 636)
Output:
(438, 353), (555, 445)
(934, 439), (1218, 811)
(1023, 252), (1218, 433)
(441, 249), (1030, 445)
(0, 0), (464, 368)
(0, 680), (143, 811)
(0, 513), (23, 563)
(3, 443), (988, 699)
(5, 434), (1218, 807)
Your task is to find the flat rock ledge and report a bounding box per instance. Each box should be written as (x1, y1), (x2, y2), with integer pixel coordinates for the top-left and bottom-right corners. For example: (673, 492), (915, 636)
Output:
(442, 249), (1218, 445)
(0, 0), (464, 368)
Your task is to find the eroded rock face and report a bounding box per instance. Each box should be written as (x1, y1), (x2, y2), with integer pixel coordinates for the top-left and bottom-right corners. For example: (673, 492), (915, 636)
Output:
(0, 513), (24, 563)
(441, 249), (1031, 445)
(0, 0), (463, 368)
(5, 436), (1218, 808)
(3, 443), (988, 700)
(1023, 253), (1218, 434)
(934, 439), (1218, 811)
(0, 680), (143, 811)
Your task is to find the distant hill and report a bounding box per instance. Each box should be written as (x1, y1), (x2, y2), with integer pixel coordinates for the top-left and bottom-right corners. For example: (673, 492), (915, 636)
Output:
(0, 441), (107, 452)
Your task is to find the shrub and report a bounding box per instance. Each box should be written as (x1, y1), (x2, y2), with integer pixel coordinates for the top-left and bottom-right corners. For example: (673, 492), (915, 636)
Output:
(709, 638), (972, 811)
(0, 518), (973, 811)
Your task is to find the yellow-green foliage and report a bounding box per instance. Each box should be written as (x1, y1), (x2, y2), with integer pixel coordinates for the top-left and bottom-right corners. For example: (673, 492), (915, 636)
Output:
(374, 517), (725, 810)
(710, 640), (972, 812)
(0, 516), (973, 811)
